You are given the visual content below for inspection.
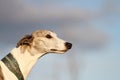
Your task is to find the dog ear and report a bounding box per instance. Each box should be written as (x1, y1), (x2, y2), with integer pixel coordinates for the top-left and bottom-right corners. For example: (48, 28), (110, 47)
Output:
(16, 35), (34, 48)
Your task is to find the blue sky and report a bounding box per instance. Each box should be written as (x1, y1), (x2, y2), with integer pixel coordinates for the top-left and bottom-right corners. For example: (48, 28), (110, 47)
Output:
(0, 0), (120, 80)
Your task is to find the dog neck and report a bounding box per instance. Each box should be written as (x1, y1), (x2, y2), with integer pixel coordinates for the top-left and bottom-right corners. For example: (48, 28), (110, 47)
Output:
(10, 47), (45, 79)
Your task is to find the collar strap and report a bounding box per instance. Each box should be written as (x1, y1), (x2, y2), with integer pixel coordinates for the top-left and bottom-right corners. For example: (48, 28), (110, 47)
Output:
(2, 53), (24, 80)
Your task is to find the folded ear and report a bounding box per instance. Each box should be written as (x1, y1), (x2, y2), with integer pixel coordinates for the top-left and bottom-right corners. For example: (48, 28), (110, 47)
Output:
(16, 35), (34, 48)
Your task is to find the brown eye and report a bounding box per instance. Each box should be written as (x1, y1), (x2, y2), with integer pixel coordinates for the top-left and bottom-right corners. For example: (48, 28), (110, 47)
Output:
(46, 34), (52, 39)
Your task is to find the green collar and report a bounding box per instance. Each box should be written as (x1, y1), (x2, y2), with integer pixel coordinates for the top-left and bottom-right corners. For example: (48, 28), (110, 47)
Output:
(2, 53), (24, 80)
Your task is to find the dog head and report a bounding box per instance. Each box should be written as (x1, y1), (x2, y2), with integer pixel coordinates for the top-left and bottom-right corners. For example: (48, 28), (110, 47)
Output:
(17, 30), (72, 54)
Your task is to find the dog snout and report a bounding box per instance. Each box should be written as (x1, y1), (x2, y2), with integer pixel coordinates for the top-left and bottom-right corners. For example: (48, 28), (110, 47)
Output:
(65, 42), (72, 49)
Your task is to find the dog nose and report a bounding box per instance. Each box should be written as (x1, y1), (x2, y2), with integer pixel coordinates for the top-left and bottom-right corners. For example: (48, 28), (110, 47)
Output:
(65, 42), (72, 49)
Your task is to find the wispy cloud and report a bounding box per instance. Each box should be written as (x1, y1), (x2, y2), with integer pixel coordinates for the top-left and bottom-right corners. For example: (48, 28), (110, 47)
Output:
(0, 0), (93, 24)
(62, 26), (107, 49)
(0, 0), (108, 49)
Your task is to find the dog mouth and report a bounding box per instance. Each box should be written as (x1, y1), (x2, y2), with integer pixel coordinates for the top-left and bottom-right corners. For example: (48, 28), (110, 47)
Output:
(50, 49), (68, 53)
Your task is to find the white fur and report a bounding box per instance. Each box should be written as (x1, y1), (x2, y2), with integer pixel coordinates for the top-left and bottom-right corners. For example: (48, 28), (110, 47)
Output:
(0, 30), (71, 80)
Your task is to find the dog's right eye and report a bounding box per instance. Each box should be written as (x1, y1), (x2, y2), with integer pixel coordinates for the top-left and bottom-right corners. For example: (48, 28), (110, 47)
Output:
(46, 34), (53, 39)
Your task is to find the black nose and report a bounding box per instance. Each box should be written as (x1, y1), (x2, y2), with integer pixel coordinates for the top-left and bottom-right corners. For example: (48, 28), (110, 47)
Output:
(65, 42), (72, 49)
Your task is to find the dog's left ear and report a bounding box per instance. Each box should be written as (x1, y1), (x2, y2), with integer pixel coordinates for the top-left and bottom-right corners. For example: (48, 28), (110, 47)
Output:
(16, 35), (34, 48)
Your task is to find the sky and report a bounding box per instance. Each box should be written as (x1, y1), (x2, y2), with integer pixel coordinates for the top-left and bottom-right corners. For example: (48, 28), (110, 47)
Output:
(0, 0), (120, 80)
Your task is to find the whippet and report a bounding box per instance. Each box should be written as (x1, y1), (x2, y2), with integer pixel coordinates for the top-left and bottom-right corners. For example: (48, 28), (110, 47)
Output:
(0, 30), (72, 80)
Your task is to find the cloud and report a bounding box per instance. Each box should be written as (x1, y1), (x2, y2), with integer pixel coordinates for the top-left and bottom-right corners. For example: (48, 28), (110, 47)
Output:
(0, 0), (107, 50)
(0, 0), (24, 22)
(62, 26), (108, 49)
(0, 0), (92, 24)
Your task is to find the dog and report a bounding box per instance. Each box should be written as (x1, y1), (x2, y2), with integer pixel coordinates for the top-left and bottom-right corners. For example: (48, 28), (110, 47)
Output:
(0, 30), (72, 80)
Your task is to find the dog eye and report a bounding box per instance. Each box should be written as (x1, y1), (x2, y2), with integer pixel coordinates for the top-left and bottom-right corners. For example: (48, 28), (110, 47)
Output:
(46, 34), (53, 39)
